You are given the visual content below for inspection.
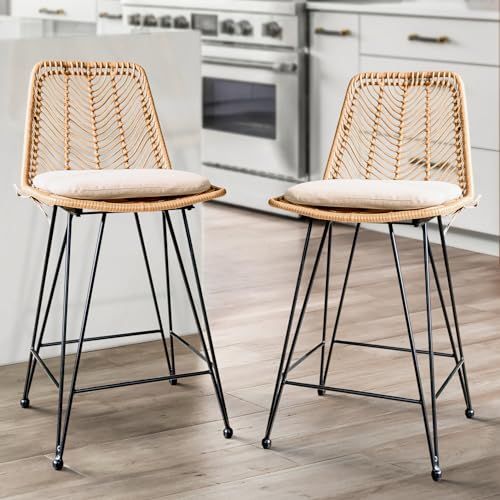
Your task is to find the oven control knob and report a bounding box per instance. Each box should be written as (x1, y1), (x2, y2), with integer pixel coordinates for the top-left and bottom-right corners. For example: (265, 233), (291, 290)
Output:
(128, 13), (141, 26)
(238, 20), (253, 36)
(263, 21), (282, 38)
(174, 16), (189, 29)
(160, 15), (172, 28)
(143, 14), (158, 27)
(221, 19), (236, 35)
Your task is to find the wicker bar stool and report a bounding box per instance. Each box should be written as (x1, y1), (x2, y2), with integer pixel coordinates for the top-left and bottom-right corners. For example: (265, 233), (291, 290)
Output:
(18, 61), (232, 470)
(261, 72), (476, 481)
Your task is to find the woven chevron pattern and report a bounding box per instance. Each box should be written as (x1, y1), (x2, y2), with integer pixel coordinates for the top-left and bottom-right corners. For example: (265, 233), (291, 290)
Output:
(24, 61), (170, 185)
(326, 72), (471, 194)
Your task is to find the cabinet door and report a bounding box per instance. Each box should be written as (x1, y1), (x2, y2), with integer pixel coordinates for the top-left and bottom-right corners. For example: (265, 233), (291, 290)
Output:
(360, 56), (499, 236)
(11, 0), (97, 23)
(309, 12), (359, 180)
(360, 56), (499, 152)
(457, 148), (499, 236)
(97, 0), (126, 35)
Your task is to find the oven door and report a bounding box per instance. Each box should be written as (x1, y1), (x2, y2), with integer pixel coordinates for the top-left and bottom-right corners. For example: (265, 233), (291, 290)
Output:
(202, 49), (304, 180)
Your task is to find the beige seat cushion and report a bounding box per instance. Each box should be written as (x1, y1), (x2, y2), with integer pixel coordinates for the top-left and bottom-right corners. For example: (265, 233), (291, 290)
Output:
(284, 179), (462, 211)
(32, 169), (212, 200)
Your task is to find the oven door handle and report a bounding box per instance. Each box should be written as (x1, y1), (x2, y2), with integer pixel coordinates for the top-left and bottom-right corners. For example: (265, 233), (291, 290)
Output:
(202, 56), (297, 74)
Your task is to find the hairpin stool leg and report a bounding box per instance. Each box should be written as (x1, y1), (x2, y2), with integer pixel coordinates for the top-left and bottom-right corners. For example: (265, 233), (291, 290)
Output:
(20, 206), (58, 409)
(262, 221), (329, 449)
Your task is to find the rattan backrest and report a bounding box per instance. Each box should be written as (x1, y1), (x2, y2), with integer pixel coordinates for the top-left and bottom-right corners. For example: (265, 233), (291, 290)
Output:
(325, 72), (473, 197)
(21, 61), (171, 189)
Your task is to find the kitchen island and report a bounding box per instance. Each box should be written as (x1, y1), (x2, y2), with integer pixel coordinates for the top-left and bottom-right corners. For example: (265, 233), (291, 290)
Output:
(0, 30), (203, 365)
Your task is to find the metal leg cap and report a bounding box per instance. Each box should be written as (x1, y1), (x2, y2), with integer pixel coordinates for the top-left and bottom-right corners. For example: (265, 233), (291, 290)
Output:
(431, 468), (442, 482)
(465, 408), (475, 419)
(317, 389), (326, 396)
(262, 438), (272, 450)
(169, 378), (178, 386)
(223, 427), (233, 439)
(20, 398), (30, 409)
(52, 457), (64, 471)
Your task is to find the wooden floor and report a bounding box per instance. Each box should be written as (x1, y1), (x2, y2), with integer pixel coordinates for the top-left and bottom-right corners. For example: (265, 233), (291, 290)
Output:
(1, 203), (499, 499)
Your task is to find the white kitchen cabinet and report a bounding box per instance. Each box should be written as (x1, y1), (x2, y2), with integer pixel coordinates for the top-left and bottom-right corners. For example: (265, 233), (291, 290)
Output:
(309, 12), (359, 180)
(11, 0), (97, 23)
(97, 0), (127, 35)
(361, 15), (499, 66)
(458, 149), (499, 235)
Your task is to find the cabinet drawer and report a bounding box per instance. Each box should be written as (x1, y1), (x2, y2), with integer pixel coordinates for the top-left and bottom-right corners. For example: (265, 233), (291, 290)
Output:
(360, 15), (499, 66)
(360, 56), (499, 151)
(11, 0), (97, 23)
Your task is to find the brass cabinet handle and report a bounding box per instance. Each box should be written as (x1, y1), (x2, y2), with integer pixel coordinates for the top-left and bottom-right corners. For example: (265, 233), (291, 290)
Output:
(38, 7), (65, 15)
(315, 27), (352, 37)
(99, 12), (123, 20)
(408, 33), (450, 44)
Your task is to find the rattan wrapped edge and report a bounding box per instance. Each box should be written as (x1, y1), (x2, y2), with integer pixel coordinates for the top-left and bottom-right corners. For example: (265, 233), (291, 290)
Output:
(19, 185), (226, 213)
(269, 195), (473, 224)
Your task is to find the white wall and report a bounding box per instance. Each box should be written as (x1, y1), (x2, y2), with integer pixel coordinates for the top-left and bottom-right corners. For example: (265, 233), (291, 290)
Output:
(0, 31), (203, 365)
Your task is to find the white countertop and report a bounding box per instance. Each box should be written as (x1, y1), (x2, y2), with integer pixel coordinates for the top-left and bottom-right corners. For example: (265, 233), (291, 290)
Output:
(306, 1), (500, 21)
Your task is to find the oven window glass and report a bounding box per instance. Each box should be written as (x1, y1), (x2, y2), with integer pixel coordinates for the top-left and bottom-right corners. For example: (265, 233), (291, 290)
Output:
(203, 77), (276, 139)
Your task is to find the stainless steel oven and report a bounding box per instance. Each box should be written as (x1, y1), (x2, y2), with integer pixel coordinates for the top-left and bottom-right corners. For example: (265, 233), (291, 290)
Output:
(202, 44), (306, 181)
(122, 1), (308, 212)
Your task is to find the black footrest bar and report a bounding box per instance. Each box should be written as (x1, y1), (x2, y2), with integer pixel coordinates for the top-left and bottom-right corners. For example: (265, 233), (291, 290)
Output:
(436, 359), (464, 399)
(287, 342), (324, 374)
(74, 369), (211, 394)
(40, 329), (161, 348)
(334, 339), (454, 358)
(30, 349), (59, 388)
(285, 380), (421, 404)
(170, 331), (207, 363)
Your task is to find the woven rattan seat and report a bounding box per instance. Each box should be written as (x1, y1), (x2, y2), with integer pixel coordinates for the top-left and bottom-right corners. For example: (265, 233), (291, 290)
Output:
(270, 71), (474, 223)
(19, 61), (225, 213)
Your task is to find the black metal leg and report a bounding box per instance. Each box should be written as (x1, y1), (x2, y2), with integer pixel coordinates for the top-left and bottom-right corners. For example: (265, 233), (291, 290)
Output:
(428, 245), (470, 411)
(437, 217), (474, 418)
(390, 224), (440, 481)
(318, 223), (332, 396)
(134, 213), (173, 377)
(164, 210), (232, 438)
(20, 207), (58, 409)
(53, 214), (107, 470)
(180, 209), (232, 436)
(25, 234), (67, 400)
(262, 220), (312, 449)
(162, 212), (176, 385)
(322, 223), (360, 387)
(53, 212), (73, 471)
(422, 223), (441, 481)
(262, 221), (330, 449)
